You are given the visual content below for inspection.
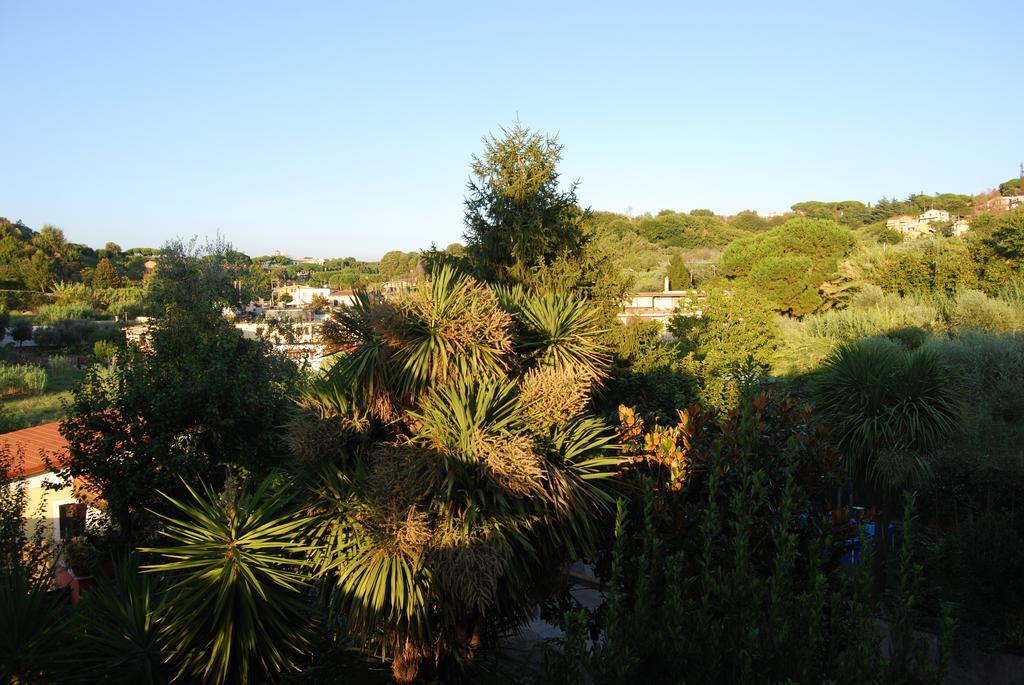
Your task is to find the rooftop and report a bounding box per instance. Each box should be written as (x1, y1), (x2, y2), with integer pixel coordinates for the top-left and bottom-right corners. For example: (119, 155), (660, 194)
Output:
(1, 422), (68, 479)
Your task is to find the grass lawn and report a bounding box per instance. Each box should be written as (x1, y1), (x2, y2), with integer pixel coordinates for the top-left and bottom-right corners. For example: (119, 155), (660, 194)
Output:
(0, 362), (85, 432)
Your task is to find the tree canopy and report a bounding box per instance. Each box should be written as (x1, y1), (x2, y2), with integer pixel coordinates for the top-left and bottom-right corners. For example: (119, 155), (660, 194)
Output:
(720, 217), (856, 315)
(464, 121), (588, 285)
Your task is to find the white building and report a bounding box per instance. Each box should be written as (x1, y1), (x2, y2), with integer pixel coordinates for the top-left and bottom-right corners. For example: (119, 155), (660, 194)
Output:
(618, 278), (703, 326)
(952, 218), (971, 237)
(886, 208), (964, 241)
(919, 208), (950, 223)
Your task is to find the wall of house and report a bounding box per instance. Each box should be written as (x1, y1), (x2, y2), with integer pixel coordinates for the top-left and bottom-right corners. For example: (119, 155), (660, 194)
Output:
(19, 471), (77, 546)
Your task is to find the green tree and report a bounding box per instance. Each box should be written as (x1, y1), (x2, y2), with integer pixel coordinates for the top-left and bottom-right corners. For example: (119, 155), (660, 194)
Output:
(748, 254), (821, 316)
(10, 318), (32, 346)
(21, 250), (54, 292)
(91, 257), (122, 289)
(720, 217), (854, 315)
(464, 121), (587, 285)
(635, 210), (746, 249)
(987, 207), (1024, 259)
(378, 250), (418, 280)
(999, 178), (1024, 196)
(666, 253), (691, 289)
(669, 286), (778, 410)
(59, 239), (298, 541)
(727, 209), (768, 232)
(791, 200), (872, 226)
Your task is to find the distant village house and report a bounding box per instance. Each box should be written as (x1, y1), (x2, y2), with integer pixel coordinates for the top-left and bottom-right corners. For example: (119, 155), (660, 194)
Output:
(886, 208), (969, 240)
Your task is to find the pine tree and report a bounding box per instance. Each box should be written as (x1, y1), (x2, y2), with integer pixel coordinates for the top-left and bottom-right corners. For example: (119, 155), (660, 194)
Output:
(463, 121), (588, 285)
(91, 257), (122, 289)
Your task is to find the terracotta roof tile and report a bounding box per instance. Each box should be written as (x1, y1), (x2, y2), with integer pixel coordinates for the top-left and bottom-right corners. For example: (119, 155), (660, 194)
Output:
(1, 422), (69, 479)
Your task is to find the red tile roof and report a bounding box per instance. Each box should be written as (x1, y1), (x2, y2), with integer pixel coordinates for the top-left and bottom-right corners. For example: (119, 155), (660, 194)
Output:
(1, 422), (69, 479)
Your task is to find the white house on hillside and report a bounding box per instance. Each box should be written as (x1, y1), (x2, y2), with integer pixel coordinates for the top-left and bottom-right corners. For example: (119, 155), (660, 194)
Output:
(886, 208), (967, 240)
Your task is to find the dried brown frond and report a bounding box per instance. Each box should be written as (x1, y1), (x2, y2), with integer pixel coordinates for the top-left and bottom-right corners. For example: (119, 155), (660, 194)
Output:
(431, 532), (513, 615)
(284, 407), (365, 464)
(342, 447), (440, 558)
(473, 431), (543, 496)
(372, 392), (399, 423)
(394, 275), (513, 383)
(378, 505), (431, 558)
(437, 280), (513, 356)
(365, 446), (430, 500)
(518, 367), (590, 427)
(390, 638), (426, 684)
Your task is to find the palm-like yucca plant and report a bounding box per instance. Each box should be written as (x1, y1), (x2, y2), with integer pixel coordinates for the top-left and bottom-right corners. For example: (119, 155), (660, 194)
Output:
(813, 337), (960, 582)
(302, 266), (619, 682)
(0, 570), (69, 684)
(63, 556), (167, 685)
(813, 338), (960, 489)
(320, 266), (512, 420)
(508, 290), (611, 382)
(141, 477), (315, 685)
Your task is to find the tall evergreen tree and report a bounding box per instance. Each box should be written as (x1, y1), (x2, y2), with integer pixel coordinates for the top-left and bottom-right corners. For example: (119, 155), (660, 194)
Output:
(91, 257), (122, 289)
(666, 253), (691, 289)
(463, 121), (588, 285)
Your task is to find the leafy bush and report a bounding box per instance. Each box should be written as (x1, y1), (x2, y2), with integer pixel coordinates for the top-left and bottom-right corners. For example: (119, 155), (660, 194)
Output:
(603, 321), (694, 422)
(32, 318), (99, 349)
(0, 363), (47, 395)
(63, 557), (168, 685)
(670, 285), (778, 411)
(923, 513), (1024, 649)
(0, 289), (45, 312)
(774, 286), (940, 375)
(917, 332), (1024, 534)
(93, 339), (118, 364)
(98, 286), (147, 319)
(9, 318), (32, 345)
(51, 281), (95, 307)
(35, 302), (100, 324)
(948, 289), (1024, 332)
(547, 396), (947, 684)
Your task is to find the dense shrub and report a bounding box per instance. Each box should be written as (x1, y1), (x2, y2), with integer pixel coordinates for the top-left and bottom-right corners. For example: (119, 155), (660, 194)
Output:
(670, 285), (778, 411)
(545, 395), (947, 684)
(32, 318), (98, 349)
(9, 318), (32, 346)
(603, 321), (694, 422)
(0, 363), (47, 395)
(92, 339), (117, 364)
(917, 332), (1024, 533)
(0, 289), (46, 311)
(861, 240), (980, 296)
(948, 289), (1024, 332)
(931, 516), (1024, 648)
(635, 209), (749, 249)
(35, 302), (100, 324)
(774, 286), (940, 375)
(97, 286), (147, 318)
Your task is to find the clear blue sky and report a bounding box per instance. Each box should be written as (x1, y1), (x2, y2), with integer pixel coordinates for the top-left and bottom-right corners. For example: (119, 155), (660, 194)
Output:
(2, 1), (1021, 259)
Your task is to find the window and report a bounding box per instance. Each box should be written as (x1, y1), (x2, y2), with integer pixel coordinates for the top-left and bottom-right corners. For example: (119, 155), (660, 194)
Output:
(58, 503), (88, 541)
